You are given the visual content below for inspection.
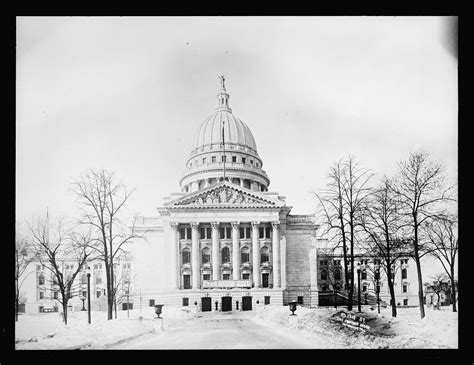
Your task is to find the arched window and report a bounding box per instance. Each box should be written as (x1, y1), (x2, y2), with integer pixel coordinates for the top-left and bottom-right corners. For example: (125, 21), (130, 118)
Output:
(260, 247), (269, 263)
(38, 274), (45, 286)
(334, 269), (341, 281)
(202, 247), (210, 264)
(321, 269), (327, 281)
(221, 247), (230, 263)
(182, 249), (191, 264)
(401, 268), (407, 279)
(241, 246), (250, 263)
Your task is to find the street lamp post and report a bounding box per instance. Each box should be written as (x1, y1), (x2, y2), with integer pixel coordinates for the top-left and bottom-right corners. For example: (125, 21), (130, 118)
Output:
(86, 270), (91, 324)
(357, 263), (361, 312)
(127, 292), (130, 318)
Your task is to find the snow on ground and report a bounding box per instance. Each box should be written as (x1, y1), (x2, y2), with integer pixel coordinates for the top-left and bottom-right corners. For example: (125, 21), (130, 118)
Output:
(15, 306), (196, 350)
(254, 305), (458, 349)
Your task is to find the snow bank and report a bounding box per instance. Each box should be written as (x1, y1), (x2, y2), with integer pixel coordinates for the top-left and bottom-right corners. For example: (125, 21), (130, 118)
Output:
(254, 305), (457, 349)
(15, 306), (196, 350)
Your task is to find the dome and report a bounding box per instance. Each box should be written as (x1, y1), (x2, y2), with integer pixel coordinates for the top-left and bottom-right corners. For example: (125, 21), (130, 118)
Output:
(192, 111), (258, 154)
(180, 76), (270, 194)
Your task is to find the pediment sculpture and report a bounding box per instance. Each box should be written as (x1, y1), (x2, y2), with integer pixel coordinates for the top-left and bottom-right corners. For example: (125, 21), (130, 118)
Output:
(174, 186), (274, 206)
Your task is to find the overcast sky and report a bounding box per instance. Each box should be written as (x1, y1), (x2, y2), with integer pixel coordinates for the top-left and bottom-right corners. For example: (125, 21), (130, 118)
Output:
(16, 16), (457, 224)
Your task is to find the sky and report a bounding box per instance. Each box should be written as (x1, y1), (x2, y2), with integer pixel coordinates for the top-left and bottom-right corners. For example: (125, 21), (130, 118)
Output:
(16, 16), (457, 228)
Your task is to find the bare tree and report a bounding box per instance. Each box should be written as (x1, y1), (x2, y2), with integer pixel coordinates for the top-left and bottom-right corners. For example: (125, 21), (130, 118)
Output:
(359, 177), (409, 317)
(425, 273), (451, 309)
(314, 160), (350, 293)
(427, 213), (458, 312)
(316, 156), (373, 311)
(27, 213), (94, 325)
(70, 169), (145, 320)
(15, 223), (35, 321)
(391, 151), (455, 319)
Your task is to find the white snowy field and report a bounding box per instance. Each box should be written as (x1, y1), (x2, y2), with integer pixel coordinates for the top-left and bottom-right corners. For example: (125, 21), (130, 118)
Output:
(15, 306), (195, 350)
(15, 304), (457, 350)
(254, 305), (458, 349)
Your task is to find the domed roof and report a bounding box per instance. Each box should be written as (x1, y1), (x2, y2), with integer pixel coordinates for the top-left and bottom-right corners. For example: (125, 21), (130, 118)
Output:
(193, 111), (257, 153)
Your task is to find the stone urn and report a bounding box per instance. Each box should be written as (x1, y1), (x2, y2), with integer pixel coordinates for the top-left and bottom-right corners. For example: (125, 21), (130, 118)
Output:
(154, 304), (164, 318)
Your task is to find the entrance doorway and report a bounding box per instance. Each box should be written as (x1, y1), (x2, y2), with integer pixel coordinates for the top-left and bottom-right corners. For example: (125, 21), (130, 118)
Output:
(201, 297), (211, 312)
(221, 296), (232, 312)
(242, 296), (252, 311)
(262, 273), (269, 288)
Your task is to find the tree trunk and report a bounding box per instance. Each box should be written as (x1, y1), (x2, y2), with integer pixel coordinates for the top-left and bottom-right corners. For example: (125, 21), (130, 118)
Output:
(413, 216), (425, 319)
(413, 247), (425, 318)
(347, 237), (354, 311)
(15, 284), (19, 322)
(386, 264), (397, 317)
(449, 265), (457, 312)
(62, 302), (68, 325)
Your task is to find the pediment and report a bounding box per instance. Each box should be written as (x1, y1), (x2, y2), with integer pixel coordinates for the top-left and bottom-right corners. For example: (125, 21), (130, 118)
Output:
(165, 182), (282, 207)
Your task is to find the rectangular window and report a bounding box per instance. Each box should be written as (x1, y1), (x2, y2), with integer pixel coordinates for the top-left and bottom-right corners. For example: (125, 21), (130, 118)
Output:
(82, 290), (87, 297)
(212, 156), (216, 163)
(53, 291), (58, 300)
(250, 159), (253, 165)
(241, 252), (250, 263)
(39, 292), (44, 299)
(226, 227), (231, 239)
(206, 227), (211, 239)
(180, 228), (185, 240)
(202, 158), (206, 164)
(265, 227), (271, 238)
(264, 296), (271, 305)
(297, 296), (304, 304)
(182, 298), (189, 306)
(200, 228), (206, 239)
(246, 227), (251, 238)
(183, 275), (191, 289)
(96, 276), (102, 284)
(223, 273), (230, 280)
(319, 260), (328, 266)
(402, 284), (407, 293)
(186, 228), (192, 239)
(149, 299), (155, 307)
(262, 273), (269, 288)
(402, 269), (407, 279)
(403, 299), (408, 306)
(203, 274), (210, 281)
(222, 156), (226, 162)
(361, 271), (367, 280)
(232, 156), (237, 162)
(240, 227), (245, 239)
(259, 227), (264, 239)
(362, 285), (367, 293)
(242, 273), (250, 280)
(242, 157), (246, 164)
(96, 291), (101, 298)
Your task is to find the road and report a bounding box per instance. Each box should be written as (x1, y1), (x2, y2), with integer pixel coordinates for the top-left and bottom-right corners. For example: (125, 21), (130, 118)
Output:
(112, 311), (318, 349)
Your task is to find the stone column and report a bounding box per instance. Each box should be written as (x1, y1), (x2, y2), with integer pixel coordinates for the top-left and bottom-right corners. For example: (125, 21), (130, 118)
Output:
(280, 235), (286, 290)
(251, 221), (261, 288)
(169, 222), (179, 289)
(211, 222), (220, 280)
(272, 221), (281, 288)
(191, 222), (200, 289)
(231, 222), (240, 280)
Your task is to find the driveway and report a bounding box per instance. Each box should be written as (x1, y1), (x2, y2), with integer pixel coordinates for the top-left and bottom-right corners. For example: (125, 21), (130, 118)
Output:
(112, 311), (317, 349)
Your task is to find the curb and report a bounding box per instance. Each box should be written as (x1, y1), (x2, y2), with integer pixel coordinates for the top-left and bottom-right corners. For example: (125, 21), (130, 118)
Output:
(103, 329), (156, 349)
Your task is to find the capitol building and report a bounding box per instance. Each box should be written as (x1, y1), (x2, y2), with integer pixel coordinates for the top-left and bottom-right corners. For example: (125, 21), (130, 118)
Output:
(130, 77), (321, 312)
(19, 77), (420, 314)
